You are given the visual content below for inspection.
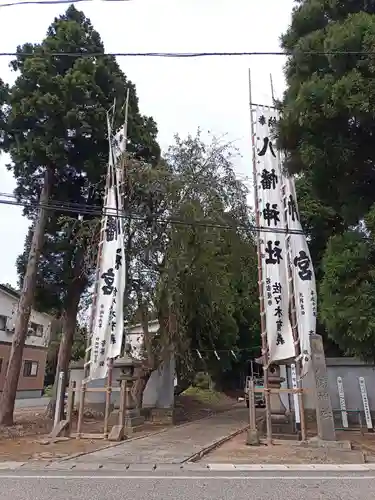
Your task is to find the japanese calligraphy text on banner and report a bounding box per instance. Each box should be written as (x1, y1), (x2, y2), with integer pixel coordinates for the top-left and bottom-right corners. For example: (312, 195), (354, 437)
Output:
(254, 106), (295, 363)
(285, 176), (317, 375)
(89, 129), (126, 381)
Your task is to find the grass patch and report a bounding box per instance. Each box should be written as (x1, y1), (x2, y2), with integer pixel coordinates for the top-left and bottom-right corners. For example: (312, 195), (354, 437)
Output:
(182, 386), (223, 405)
(43, 385), (53, 397)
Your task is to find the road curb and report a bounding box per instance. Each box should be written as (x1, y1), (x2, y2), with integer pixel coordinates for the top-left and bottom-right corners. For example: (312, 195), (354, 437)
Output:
(1, 462), (375, 472)
(207, 463), (375, 471)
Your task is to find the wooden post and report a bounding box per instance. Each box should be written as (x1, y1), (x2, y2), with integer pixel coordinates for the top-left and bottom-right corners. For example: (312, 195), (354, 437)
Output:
(53, 371), (65, 428)
(66, 380), (76, 432)
(104, 361), (113, 437)
(118, 379), (126, 429)
(248, 68), (272, 444)
(76, 382), (86, 438)
(249, 378), (256, 430)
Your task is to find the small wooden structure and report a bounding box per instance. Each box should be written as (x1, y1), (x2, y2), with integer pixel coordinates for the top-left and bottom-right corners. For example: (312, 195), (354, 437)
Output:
(51, 378), (134, 441)
(246, 377), (308, 445)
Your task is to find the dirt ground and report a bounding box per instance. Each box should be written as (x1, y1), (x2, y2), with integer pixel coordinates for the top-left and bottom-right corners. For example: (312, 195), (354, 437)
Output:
(0, 390), (237, 462)
(202, 429), (375, 464)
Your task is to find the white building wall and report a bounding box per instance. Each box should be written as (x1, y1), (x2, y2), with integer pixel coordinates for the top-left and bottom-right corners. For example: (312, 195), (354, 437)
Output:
(0, 289), (52, 347)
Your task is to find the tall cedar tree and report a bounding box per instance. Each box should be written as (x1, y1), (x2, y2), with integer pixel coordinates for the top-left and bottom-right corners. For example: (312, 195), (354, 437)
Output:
(278, 0), (375, 359)
(1, 6), (160, 423)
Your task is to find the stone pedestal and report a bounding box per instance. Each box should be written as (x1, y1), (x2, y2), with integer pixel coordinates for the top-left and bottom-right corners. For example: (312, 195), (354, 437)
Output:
(246, 428), (260, 446)
(310, 335), (336, 441)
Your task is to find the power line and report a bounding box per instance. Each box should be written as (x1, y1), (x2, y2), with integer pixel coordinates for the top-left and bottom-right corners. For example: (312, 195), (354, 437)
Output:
(0, 50), (374, 58)
(0, 195), (307, 236)
(0, 0), (131, 7)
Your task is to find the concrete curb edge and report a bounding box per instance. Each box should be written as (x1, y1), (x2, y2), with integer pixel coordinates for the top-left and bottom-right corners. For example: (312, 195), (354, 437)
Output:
(2, 462), (375, 472)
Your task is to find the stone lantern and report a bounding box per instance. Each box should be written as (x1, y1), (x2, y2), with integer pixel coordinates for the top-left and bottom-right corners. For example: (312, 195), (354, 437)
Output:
(109, 343), (145, 440)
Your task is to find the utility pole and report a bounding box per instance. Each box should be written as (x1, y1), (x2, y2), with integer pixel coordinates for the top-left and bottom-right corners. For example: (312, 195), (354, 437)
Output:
(0, 168), (52, 425)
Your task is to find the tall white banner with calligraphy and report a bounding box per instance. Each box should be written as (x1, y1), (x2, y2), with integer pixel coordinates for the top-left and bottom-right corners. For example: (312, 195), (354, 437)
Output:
(285, 176), (317, 375)
(254, 106), (295, 363)
(89, 129), (126, 380)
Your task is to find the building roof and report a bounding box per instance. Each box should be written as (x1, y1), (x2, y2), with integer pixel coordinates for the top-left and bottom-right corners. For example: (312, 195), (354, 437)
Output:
(126, 319), (159, 331)
(0, 283), (53, 319)
(0, 283), (20, 299)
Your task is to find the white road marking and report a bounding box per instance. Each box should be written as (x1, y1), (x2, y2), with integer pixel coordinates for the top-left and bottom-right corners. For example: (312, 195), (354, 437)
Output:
(0, 475), (374, 480)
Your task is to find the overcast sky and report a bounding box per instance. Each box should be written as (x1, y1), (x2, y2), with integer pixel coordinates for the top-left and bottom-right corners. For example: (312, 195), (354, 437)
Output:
(0, 0), (294, 287)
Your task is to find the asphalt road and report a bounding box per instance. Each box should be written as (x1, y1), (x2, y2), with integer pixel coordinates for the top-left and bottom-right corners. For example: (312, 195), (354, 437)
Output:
(1, 470), (375, 500)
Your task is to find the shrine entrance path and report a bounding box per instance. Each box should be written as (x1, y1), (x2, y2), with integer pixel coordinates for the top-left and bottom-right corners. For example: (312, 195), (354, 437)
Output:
(71, 407), (248, 464)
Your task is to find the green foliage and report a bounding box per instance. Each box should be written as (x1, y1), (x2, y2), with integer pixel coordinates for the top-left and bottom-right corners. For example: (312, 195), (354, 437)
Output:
(106, 132), (260, 381)
(0, 78), (9, 146)
(278, 0), (375, 361)
(279, 1), (375, 225)
(151, 133), (260, 379)
(321, 227), (375, 362)
(192, 372), (211, 390)
(7, 6), (160, 315)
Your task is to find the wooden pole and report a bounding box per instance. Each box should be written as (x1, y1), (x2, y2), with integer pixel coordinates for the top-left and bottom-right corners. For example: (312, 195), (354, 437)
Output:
(103, 363), (112, 438)
(66, 380), (76, 433)
(248, 68), (272, 444)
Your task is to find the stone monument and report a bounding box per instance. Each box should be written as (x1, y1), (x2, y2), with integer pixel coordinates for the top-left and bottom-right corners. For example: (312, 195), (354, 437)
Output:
(309, 334), (336, 441)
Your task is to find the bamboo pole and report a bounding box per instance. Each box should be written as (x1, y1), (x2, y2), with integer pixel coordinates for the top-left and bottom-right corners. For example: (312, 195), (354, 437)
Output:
(248, 68), (272, 445)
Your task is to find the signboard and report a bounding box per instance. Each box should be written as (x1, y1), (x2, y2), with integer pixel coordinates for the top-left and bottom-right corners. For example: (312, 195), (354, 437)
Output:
(359, 377), (373, 432)
(337, 376), (348, 429)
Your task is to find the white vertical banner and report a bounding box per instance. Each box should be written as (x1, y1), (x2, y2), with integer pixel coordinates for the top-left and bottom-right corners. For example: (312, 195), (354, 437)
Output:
(89, 121), (126, 380)
(284, 176), (317, 375)
(254, 105), (295, 363)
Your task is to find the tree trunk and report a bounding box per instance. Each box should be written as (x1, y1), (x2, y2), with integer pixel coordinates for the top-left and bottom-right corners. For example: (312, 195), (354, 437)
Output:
(44, 317), (63, 418)
(0, 169), (52, 425)
(131, 366), (151, 409)
(45, 371), (59, 419)
(53, 257), (86, 422)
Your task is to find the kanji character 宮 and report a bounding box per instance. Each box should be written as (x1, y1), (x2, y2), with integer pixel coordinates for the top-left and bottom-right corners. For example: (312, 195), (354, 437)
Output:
(294, 250), (312, 281)
(101, 268), (115, 295)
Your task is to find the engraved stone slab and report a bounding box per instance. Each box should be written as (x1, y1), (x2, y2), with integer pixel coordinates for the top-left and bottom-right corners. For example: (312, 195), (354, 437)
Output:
(310, 335), (336, 441)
